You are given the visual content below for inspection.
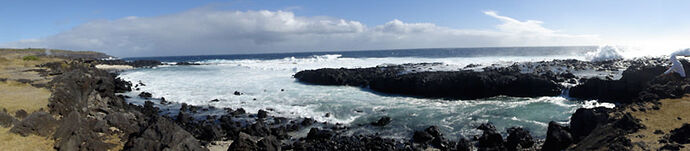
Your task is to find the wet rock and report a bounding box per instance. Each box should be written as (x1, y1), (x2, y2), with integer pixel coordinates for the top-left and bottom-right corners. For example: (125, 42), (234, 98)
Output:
(244, 120), (271, 137)
(669, 123), (690, 144)
(10, 111), (57, 136)
(506, 127), (534, 150)
(476, 123), (504, 150)
(455, 137), (471, 151)
(138, 92), (153, 99)
(14, 109), (28, 119)
(300, 118), (315, 126)
(258, 109), (268, 119)
(371, 116), (391, 126)
(295, 66), (562, 100)
(0, 111), (17, 128)
(210, 99), (220, 102)
(257, 135), (281, 151)
(541, 121), (573, 151)
(569, 63), (668, 103)
(114, 77), (132, 93)
(307, 128), (334, 140)
(176, 62), (201, 65)
(233, 91), (242, 95)
(412, 130), (434, 144)
(570, 107), (612, 142)
(123, 117), (206, 151)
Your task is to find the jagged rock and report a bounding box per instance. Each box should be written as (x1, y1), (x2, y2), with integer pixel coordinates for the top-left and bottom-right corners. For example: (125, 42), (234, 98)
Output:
(541, 121), (573, 151)
(371, 116), (391, 126)
(258, 135), (281, 151)
(10, 111), (57, 136)
(669, 123), (690, 144)
(506, 127), (534, 150)
(455, 137), (471, 151)
(476, 123), (505, 150)
(295, 66), (562, 100)
(258, 109), (268, 119)
(614, 113), (645, 133)
(306, 128), (334, 140)
(412, 130), (433, 144)
(53, 111), (114, 151)
(228, 132), (258, 151)
(0, 111), (17, 128)
(138, 92), (153, 99)
(14, 109), (28, 119)
(123, 117), (206, 151)
(570, 107), (612, 142)
(105, 112), (139, 135)
(244, 120), (271, 137)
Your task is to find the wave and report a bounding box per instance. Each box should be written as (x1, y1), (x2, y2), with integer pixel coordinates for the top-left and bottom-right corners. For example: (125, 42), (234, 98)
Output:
(586, 45), (624, 62)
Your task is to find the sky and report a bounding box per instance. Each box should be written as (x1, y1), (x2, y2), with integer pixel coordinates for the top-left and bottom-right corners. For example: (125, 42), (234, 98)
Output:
(1, 0), (689, 57)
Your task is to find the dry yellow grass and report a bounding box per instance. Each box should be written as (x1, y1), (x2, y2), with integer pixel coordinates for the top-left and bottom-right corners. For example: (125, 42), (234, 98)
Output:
(627, 97), (690, 150)
(0, 126), (55, 151)
(0, 81), (51, 115)
(103, 132), (124, 151)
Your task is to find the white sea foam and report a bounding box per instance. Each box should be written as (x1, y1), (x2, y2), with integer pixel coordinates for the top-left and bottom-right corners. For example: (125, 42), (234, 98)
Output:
(118, 55), (602, 138)
(586, 45), (624, 62)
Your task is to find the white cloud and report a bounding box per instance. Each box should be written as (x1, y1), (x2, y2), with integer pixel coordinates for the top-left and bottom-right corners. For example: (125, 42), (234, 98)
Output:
(1, 9), (600, 57)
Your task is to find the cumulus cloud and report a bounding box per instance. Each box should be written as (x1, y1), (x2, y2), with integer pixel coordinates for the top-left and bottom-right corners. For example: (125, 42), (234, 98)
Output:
(1, 9), (599, 57)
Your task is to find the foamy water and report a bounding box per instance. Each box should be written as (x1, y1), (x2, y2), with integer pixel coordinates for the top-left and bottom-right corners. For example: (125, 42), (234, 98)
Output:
(119, 53), (614, 139)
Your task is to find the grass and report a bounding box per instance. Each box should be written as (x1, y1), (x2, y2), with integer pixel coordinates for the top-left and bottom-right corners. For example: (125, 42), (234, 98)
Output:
(627, 97), (690, 150)
(0, 81), (50, 115)
(0, 127), (55, 151)
(22, 56), (38, 61)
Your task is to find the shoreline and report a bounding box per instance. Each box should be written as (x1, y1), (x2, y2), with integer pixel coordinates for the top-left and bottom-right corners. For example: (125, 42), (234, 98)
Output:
(1, 49), (688, 150)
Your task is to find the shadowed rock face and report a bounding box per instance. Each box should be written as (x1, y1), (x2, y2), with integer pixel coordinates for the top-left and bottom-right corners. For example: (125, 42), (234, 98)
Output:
(295, 66), (562, 100)
(570, 107), (612, 142)
(9, 111), (57, 137)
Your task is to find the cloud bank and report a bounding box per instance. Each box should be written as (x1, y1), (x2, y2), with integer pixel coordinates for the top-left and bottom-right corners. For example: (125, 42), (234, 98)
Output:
(1, 9), (600, 57)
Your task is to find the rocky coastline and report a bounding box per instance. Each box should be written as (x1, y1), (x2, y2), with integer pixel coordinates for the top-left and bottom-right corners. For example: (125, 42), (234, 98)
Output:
(1, 51), (689, 150)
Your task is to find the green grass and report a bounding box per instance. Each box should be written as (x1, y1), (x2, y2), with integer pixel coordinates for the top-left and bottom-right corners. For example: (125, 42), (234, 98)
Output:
(22, 56), (38, 61)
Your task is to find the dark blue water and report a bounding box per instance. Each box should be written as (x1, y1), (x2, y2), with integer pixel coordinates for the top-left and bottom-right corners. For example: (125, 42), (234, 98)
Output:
(124, 46), (595, 62)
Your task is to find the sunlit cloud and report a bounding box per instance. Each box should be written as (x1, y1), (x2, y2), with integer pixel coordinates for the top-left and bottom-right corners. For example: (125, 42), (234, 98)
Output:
(1, 9), (600, 57)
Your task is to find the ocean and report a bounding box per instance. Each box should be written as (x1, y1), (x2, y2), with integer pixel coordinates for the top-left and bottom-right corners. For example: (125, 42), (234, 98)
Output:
(117, 46), (612, 140)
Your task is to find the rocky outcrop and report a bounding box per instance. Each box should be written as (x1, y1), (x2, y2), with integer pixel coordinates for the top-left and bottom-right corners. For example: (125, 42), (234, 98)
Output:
(541, 122), (573, 151)
(124, 116), (207, 151)
(668, 123), (690, 144)
(506, 127), (534, 150)
(476, 123), (505, 150)
(569, 107), (612, 142)
(295, 66), (562, 99)
(10, 111), (57, 137)
(0, 111), (17, 128)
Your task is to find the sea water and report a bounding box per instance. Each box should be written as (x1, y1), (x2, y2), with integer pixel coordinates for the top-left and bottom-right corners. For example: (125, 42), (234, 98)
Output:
(118, 46), (615, 140)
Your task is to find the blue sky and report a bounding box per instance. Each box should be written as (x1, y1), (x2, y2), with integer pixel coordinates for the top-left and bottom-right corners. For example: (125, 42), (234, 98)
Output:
(2, 0), (689, 57)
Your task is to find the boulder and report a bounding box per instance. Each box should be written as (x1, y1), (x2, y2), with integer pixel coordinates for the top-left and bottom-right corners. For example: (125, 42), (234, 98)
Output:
(123, 117), (206, 151)
(506, 127), (534, 150)
(371, 116), (392, 126)
(258, 135), (281, 151)
(541, 121), (573, 151)
(669, 123), (690, 144)
(138, 92), (153, 99)
(476, 123), (505, 150)
(14, 109), (28, 119)
(10, 111), (57, 136)
(570, 107), (612, 142)
(306, 128), (334, 140)
(258, 109), (268, 119)
(0, 111), (17, 128)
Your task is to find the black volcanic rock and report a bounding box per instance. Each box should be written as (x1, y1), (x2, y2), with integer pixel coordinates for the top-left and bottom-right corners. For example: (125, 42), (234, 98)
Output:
(476, 123), (505, 150)
(14, 109), (28, 119)
(306, 128), (334, 140)
(506, 127), (534, 150)
(138, 92), (153, 99)
(228, 132), (258, 151)
(258, 109), (268, 119)
(124, 117), (206, 151)
(0, 111), (17, 128)
(669, 123), (690, 144)
(295, 66), (561, 99)
(10, 111), (57, 137)
(371, 116), (391, 126)
(570, 107), (612, 142)
(541, 121), (573, 151)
